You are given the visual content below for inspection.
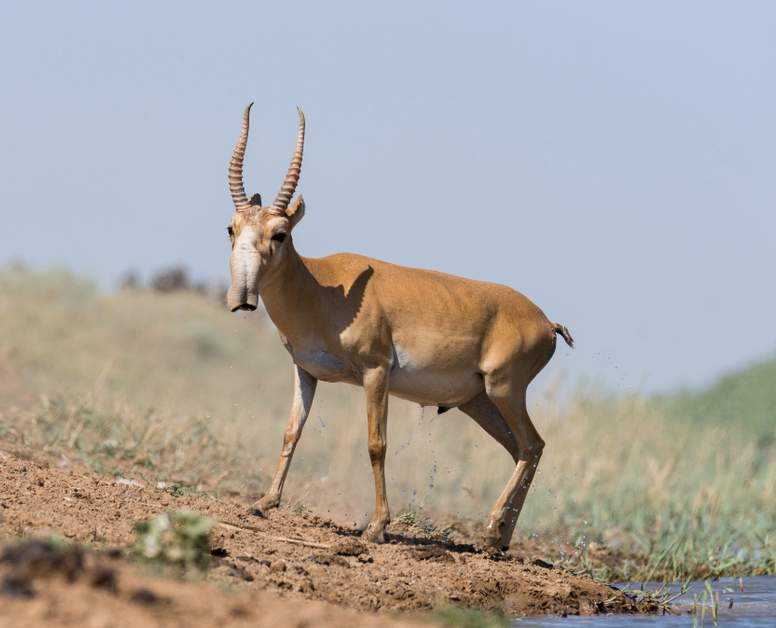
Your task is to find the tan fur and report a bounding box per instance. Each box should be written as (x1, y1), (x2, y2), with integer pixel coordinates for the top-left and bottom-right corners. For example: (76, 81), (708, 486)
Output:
(225, 108), (572, 549)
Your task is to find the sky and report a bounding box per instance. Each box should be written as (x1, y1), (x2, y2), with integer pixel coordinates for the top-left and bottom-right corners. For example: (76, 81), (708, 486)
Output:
(1, 1), (774, 394)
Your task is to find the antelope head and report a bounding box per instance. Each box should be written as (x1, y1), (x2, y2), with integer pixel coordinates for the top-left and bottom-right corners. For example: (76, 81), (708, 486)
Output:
(226, 103), (306, 312)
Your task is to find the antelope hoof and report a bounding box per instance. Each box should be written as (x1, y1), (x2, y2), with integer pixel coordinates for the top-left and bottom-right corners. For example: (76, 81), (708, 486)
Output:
(483, 520), (508, 551)
(250, 494), (280, 517)
(363, 520), (387, 544)
(483, 533), (506, 550)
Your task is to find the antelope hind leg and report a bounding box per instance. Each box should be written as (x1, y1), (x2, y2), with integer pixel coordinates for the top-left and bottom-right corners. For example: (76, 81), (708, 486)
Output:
(460, 392), (525, 548)
(481, 375), (544, 549)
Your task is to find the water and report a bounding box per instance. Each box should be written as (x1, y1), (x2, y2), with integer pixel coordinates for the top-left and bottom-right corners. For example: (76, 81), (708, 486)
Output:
(514, 577), (776, 628)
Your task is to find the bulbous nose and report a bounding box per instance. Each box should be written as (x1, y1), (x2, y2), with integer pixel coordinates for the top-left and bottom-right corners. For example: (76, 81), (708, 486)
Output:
(227, 226), (261, 313)
(229, 293), (258, 312)
(227, 288), (258, 312)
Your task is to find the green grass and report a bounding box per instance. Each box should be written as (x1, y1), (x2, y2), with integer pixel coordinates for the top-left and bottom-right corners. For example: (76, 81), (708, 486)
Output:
(528, 391), (776, 581)
(661, 354), (776, 438)
(0, 267), (774, 583)
(433, 604), (509, 628)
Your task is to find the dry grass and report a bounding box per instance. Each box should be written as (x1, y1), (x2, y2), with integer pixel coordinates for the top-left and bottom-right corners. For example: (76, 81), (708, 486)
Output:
(1, 267), (774, 581)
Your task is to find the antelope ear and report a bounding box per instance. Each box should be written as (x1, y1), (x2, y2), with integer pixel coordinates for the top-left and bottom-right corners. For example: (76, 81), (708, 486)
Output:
(285, 195), (305, 228)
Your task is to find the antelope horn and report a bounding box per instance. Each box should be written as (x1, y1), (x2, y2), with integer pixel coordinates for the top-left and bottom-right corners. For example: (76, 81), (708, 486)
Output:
(228, 102), (253, 211)
(272, 107), (305, 210)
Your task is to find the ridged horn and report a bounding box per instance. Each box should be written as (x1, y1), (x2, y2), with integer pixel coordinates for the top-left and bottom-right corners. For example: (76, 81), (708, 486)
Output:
(272, 107), (305, 210)
(228, 102), (253, 211)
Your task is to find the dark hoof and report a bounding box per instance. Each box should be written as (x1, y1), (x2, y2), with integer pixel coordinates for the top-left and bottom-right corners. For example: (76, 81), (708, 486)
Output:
(248, 505), (266, 518)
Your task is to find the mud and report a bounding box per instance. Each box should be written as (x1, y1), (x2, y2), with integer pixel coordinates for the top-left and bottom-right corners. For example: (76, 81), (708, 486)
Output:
(0, 442), (656, 625)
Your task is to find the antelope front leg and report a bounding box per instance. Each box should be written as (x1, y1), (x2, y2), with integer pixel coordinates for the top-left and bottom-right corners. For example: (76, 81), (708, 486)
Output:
(251, 365), (317, 516)
(363, 366), (390, 543)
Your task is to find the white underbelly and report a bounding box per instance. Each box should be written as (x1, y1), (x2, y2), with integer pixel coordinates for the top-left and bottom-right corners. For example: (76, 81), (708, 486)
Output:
(293, 349), (357, 384)
(292, 346), (484, 407)
(388, 366), (483, 406)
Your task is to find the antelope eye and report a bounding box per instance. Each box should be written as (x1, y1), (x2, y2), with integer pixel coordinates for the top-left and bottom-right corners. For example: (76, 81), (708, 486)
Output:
(227, 226), (234, 239)
(271, 232), (287, 243)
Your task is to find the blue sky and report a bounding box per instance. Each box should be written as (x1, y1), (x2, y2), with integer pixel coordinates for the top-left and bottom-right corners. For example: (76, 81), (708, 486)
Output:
(1, 1), (774, 393)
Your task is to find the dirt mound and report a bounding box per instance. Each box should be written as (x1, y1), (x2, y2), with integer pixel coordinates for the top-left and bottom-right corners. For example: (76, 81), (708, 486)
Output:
(0, 539), (417, 628)
(0, 442), (655, 623)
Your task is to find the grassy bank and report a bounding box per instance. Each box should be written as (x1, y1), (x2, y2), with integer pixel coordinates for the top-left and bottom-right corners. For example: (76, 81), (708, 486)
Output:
(1, 267), (774, 581)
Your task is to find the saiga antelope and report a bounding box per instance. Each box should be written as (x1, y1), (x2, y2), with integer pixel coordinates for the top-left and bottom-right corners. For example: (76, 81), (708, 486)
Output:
(225, 104), (573, 549)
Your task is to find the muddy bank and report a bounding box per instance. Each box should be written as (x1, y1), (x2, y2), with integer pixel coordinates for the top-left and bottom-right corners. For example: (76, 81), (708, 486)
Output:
(0, 442), (655, 622)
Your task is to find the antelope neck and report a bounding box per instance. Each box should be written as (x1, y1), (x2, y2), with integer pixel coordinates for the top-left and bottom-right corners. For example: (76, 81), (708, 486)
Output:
(259, 243), (320, 340)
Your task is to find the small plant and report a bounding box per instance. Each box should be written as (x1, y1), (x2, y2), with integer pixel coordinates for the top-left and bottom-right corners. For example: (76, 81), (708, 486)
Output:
(690, 580), (720, 627)
(433, 603), (508, 628)
(293, 503), (307, 515)
(164, 483), (186, 498)
(619, 579), (692, 615)
(130, 510), (215, 575)
(396, 509), (438, 533)
(396, 510), (420, 527)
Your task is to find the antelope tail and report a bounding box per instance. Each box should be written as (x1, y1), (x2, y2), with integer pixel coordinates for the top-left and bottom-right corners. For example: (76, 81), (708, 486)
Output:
(553, 323), (574, 348)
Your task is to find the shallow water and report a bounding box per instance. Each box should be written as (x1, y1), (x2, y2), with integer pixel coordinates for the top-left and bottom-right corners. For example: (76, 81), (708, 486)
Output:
(515, 576), (776, 627)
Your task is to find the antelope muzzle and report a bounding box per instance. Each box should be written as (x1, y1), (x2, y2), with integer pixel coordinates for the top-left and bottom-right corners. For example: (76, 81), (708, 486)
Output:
(227, 245), (260, 312)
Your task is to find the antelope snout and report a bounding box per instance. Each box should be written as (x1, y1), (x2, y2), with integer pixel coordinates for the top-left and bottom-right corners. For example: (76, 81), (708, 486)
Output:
(236, 301), (257, 312)
(230, 300), (258, 312)
(228, 240), (260, 312)
(227, 287), (258, 312)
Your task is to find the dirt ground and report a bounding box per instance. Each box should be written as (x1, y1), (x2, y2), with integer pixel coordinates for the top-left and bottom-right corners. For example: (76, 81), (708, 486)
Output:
(0, 441), (656, 626)
(0, 545), (423, 628)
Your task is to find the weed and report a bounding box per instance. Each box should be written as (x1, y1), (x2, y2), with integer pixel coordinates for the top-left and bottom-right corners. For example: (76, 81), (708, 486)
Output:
(396, 510), (420, 527)
(130, 511), (215, 575)
(689, 580), (721, 627)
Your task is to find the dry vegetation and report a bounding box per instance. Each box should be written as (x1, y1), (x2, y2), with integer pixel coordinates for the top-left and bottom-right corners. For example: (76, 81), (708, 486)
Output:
(1, 267), (774, 583)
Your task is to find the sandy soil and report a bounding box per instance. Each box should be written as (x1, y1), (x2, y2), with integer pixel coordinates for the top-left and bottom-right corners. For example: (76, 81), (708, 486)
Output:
(0, 442), (655, 625)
